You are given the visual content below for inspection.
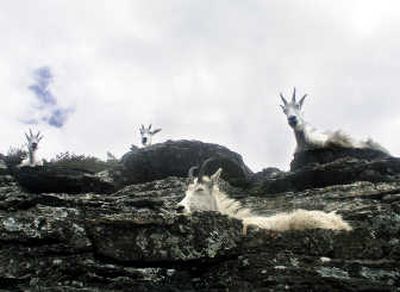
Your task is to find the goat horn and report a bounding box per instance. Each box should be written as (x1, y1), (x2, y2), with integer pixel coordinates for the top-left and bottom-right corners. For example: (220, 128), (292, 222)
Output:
(197, 157), (216, 182)
(29, 129), (33, 137)
(188, 166), (198, 179)
(280, 93), (288, 105)
(292, 87), (297, 102)
(148, 124), (152, 130)
(299, 94), (308, 106)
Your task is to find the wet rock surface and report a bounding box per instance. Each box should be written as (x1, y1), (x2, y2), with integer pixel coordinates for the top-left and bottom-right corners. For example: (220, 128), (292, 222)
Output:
(0, 145), (399, 291)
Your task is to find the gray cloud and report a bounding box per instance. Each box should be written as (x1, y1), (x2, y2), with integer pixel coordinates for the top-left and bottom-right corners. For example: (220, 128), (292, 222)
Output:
(24, 66), (74, 128)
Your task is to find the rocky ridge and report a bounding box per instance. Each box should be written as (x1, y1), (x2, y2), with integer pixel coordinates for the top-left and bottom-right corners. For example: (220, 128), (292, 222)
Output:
(0, 141), (399, 291)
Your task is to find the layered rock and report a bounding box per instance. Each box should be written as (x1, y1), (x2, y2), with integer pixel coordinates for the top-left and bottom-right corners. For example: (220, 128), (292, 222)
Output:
(12, 165), (116, 194)
(252, 148), (400, 195)
(0, 144), (399, 290)
(290, 147), (390, 171)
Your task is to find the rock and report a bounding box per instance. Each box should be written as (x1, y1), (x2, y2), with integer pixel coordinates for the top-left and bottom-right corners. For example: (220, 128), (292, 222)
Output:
(12, 165), (116, 194)
(0, 148), (399, 290)
(290, 147), (390, 171)
(0, 178), (244, 290)
(88, 212), (242, 263)
(0, 159), (8, 175)
(252, 152), (400, 194)
(117, 140), (253, 187)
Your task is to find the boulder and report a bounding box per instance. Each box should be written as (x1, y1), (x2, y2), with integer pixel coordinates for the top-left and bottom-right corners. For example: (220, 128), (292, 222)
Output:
(117, 140), (253, 187)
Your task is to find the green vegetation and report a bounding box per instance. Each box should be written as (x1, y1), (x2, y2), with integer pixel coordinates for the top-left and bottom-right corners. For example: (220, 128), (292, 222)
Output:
(48, 151), (118, 173)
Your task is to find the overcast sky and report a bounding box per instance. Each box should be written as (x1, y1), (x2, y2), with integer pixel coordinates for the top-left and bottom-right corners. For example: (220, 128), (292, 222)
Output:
(1, 0), (400, 171)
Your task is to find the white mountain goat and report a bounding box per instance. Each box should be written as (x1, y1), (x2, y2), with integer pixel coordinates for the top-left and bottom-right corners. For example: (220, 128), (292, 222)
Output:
(139, 124), (162, 147)
(20, 129), (44, 167)
(280, 88), (388, 154)
(177, 159), (352, 233)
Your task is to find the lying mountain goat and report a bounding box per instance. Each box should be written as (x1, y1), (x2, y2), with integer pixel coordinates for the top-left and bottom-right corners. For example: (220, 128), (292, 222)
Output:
(20, 129), (44, 167)
(280, 88), (389, 154)
(139, 124), (162, 147)
(177, 159), (352, 233)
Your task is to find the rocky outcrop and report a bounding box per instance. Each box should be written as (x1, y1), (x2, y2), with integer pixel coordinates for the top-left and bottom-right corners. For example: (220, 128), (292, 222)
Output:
(252, 148), (400, 195)
(0, 173), (399, 290)
(12, 165), (116, 194)
(0, 144), (399, 290)
(117, 140), (253, 187)
(0, 158), (16, 189)
(0, 159), (8, 176)
(290, 147), (390, 171)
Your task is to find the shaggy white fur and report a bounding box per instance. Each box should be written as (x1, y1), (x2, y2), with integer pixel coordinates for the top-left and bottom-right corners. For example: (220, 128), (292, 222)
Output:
(177, 169), (352, 233)
(139, 124), (162, 147)
(280, 88), (389, 154)
(20, 129), (43, 167)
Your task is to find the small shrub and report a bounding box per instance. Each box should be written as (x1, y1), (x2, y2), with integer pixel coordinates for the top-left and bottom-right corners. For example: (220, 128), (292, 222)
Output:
(49, 151), (116, 173)
(4, 146), (27, 167)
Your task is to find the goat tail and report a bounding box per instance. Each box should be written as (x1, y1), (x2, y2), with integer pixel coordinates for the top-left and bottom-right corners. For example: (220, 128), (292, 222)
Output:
(242, 209), (352, 232)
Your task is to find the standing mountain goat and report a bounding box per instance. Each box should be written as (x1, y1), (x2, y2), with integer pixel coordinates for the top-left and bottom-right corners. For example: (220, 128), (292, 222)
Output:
(177, 159), (352, 233)
(20, 129), (44, 167)
(139, 124), (162, 147)
(280, 88), (388, 154)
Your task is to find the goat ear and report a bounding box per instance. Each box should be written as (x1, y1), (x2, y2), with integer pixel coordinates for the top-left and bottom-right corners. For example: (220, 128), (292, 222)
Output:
(151, 128), (162, 135)
(211, 168), (223, 183)
(280, 105), (285, 111)
(299, 94), (308, 108)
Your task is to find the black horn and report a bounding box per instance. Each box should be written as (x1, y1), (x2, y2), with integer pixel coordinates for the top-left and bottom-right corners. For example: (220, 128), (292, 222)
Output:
(197, 158), (216, 182)
(188, 166), (198, 180)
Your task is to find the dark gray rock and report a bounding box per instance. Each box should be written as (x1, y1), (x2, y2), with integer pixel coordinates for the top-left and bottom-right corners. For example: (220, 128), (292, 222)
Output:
(0, 159), (8, 176)
(117, 140), (253, 187)
(0, 175), (399, 291)
(12, 165), (116, 194)
(291, 147), (390, 171)
(252, 150), (400, 195)
(88, 212), (242, 263)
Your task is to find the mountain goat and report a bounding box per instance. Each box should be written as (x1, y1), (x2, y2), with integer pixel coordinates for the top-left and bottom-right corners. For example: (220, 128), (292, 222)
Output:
(177, 159), (352, 233)
(139, 124), (162, 147)
(279, 88), (388, 154)
(20, 129), (44, 167)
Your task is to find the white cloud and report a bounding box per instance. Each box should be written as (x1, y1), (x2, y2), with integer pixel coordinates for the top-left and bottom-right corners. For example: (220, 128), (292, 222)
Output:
(0, 0), (400, 171)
